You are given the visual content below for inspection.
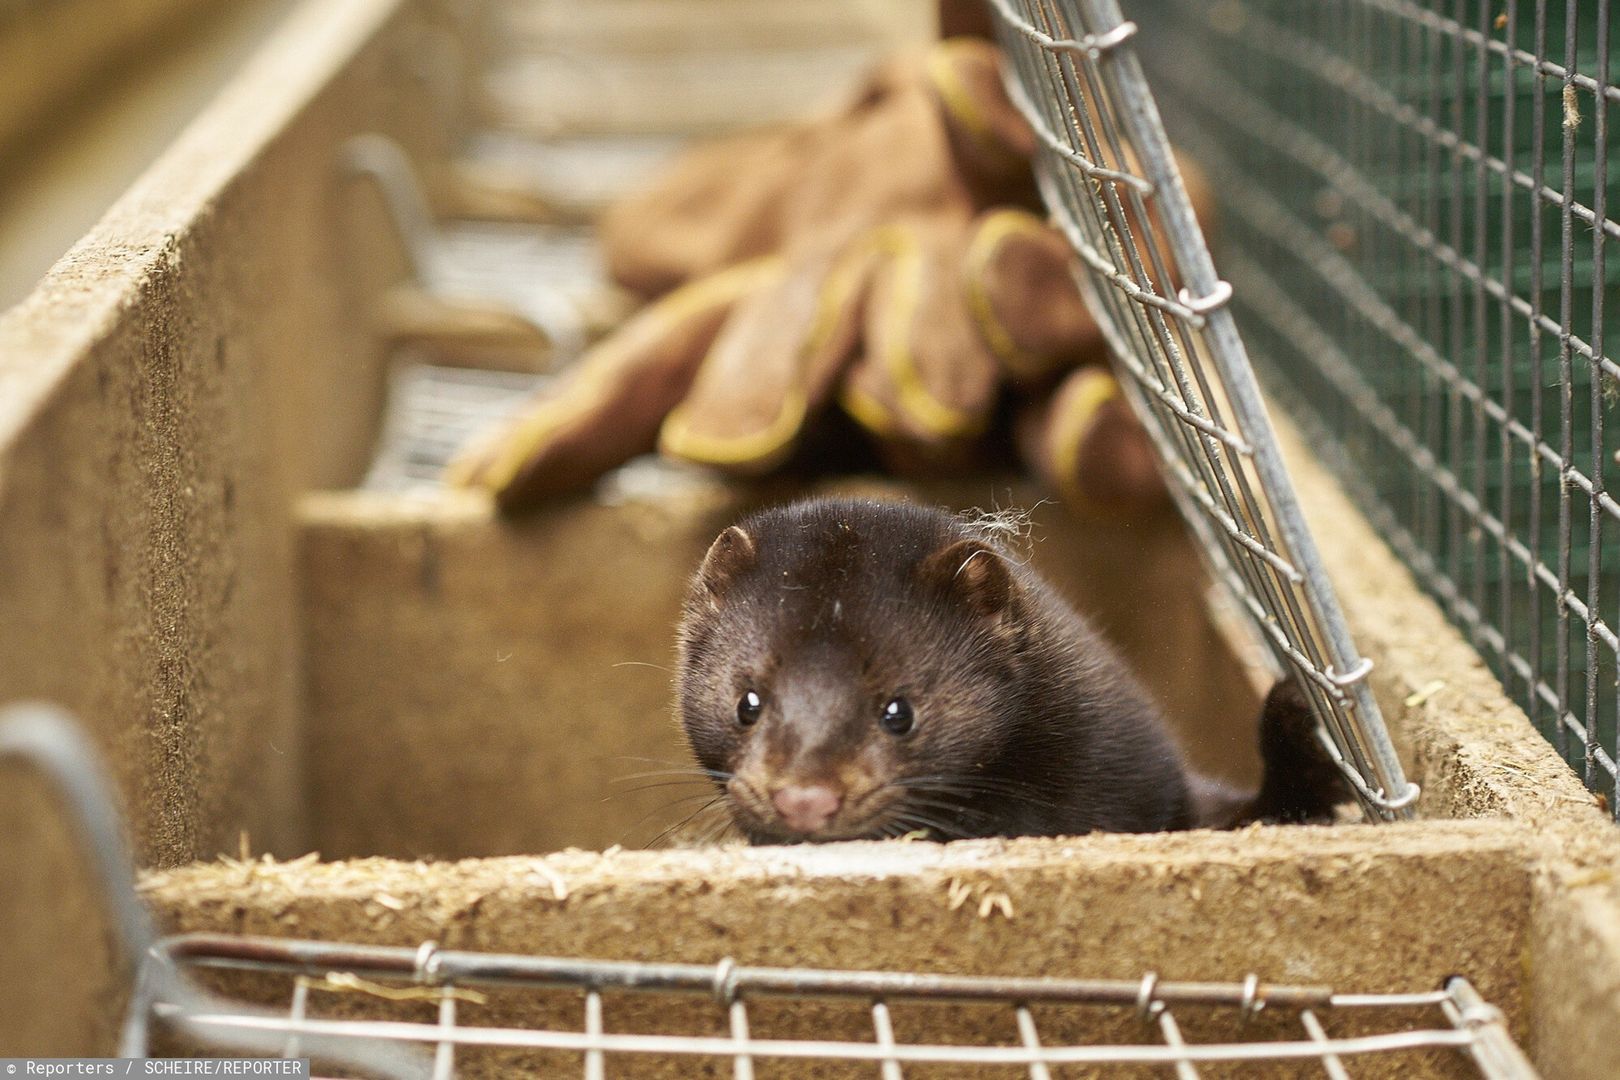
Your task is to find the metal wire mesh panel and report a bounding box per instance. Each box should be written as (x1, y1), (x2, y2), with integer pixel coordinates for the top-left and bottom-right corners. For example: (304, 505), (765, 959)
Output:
(984, 0), (1418, 819)
(1132, 1), (1619, 816)
(363, 361), (548, 492)
(133, 933), (1538, 1079)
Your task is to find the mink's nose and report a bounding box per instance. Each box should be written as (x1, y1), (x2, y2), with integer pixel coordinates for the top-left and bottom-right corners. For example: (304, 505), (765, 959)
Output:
(771, 784), (843, 834)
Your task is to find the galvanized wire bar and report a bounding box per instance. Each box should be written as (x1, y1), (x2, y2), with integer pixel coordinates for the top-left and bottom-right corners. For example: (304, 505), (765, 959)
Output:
(871, 999), (904, 1080)
(583, 990), (605, 1080)
(341, 134), (598, 363)
(134, 933), (1537, 1077)
(0, 705), (433, 1079)
(432, 989), (456, 1080)
(283, 980), (308, 1062)
(987, 0), (1418, 818)
(1155, 1008), (1202, 1080)
(1442, 976), (1543, 1080)
(163, 934), (1338, 1008)
(1300, 1008), (1351, 1080)
(727, 997), (755, 1080)
(1013, 1004), (1052, 1080)
(1138, 0), (1620, 815)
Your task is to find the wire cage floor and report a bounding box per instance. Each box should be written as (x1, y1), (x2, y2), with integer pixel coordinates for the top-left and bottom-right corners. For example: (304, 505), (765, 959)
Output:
(135, 933), (1537, 1079)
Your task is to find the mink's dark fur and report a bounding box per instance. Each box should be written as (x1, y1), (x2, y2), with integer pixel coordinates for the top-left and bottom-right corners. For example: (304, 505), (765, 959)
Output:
(676, 496), (1344, 844)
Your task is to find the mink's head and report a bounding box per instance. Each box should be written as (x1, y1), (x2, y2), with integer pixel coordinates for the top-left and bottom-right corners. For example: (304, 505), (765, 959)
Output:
(675, 498), (1031, 844)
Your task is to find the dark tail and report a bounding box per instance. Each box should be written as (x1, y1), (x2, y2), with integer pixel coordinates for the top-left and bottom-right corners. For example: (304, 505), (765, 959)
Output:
(1187, 678), (1352, 828)
(1245, 679), (1351, 824)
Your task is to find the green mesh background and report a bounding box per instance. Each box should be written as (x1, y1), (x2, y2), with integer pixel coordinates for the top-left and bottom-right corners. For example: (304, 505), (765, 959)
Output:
(1134, 0), (1619, 811)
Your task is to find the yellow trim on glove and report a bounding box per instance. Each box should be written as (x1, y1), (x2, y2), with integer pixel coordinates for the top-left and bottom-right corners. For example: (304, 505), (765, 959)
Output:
(927, 39), (1014, 160)
(1051, 367), (1124, 519)
(867, 223), (986, 439)
(964, 209), (1053, 379)
(804, 236), (875, 370)
(839, 382), (898, 437)
(449, 256), (781, 493)
(659, 389), (809, 470)
(657, 240), (873, 470)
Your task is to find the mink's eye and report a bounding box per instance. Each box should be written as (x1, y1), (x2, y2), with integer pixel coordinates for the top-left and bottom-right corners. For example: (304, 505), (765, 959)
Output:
(880, 697), (914, 736)
(736, 690), (764, 727)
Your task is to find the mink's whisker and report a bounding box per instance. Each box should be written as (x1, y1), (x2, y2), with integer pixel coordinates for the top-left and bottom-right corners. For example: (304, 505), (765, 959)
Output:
(643, 796), (727, 849)
(607, 778), (725, 799)
(612, 767), (731, 783)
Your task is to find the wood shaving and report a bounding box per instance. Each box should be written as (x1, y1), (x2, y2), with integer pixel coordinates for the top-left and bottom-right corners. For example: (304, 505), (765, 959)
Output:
(530, 861), (570, 901)
(1403, 680), (1446, 708)
(977, 891), (1015, 921)
(308, 973), (487, 1005)
(945, 877), (1015, 920)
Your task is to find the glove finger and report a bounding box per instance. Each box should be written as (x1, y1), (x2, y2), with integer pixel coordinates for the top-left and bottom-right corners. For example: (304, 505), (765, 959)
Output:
(446, 257), (774, 509)
(928, 38), (1038, 199)
(600, 130), (801, 297)
(840, 221), (1000, 452)
(605, 39), (1040, 298)
(1015, 366), (1169, 520)
(658, 241), (875, 474)
(600, 48), (970, 298)
(964, 208), (1104, 385)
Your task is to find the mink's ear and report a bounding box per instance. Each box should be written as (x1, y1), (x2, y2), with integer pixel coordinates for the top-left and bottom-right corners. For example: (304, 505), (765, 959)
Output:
(697, 525), (757, 606)
(919, 538), (1013, 618)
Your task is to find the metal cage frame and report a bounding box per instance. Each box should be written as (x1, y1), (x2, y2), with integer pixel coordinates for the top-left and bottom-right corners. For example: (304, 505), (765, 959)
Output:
(141, 933), (1537, 1079)
(1130, 0), (1619, 817)
(985, 0), (1419, 819)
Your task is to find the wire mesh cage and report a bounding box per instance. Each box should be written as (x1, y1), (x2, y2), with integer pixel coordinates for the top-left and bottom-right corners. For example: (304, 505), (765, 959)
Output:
(984, 0), (1419, 819)
(363, 360), (548, 493)
(137, 934), (1539, 1079)
(1130, 0), (1619, 817)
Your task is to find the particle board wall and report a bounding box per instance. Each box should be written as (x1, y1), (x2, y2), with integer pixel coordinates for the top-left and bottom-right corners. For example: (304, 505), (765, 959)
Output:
(0, 1), (305, 310)
(0, 0), (453, 1054)
(142, 822), (1533, 1080)
(294, 478), (1262, 860)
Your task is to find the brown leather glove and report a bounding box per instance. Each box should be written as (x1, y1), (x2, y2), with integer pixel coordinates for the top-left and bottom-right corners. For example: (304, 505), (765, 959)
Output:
(445, 258), (778, 501)
(600, 37), (1038, 298)
(1016, 366), (1169, 519)
(450, 39), (1213, 516)
(448, 207), (1103, 508)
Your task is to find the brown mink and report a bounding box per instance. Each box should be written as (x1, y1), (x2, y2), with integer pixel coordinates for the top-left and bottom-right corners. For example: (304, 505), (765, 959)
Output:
(675, 496), (1345, 844)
